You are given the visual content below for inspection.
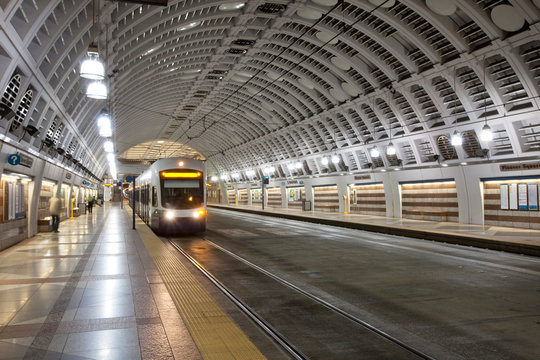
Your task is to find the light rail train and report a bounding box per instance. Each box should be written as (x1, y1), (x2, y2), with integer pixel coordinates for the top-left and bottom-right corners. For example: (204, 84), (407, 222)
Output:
(128, 157), (206, 233)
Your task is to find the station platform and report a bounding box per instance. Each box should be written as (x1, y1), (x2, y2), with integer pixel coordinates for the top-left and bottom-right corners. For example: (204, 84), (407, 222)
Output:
(208, 203), (540, 257)
(0, 203), (266, 360)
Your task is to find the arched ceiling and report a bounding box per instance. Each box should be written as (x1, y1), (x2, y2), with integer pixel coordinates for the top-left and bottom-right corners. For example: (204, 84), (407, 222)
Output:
(119, 139), (203, 161)
(0, 0), (539, 180)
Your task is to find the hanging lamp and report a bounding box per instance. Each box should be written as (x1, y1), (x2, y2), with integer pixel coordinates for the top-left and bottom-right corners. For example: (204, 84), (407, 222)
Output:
(86, 81), (107, 99)
(80, 1), (104, 80)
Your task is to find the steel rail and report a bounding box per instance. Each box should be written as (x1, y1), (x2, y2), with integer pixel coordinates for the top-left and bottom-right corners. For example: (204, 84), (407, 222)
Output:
(205, 239), (435, 360)
(168, 239), (308, 360)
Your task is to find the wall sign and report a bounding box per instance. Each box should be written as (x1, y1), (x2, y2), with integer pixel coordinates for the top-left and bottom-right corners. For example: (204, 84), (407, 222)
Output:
(7, 154), (20, 166)
(528, 183), (538, 210)
(518, 183), (528, 210)
(500, 184), (508, 210)
(509, 183), (518, 210)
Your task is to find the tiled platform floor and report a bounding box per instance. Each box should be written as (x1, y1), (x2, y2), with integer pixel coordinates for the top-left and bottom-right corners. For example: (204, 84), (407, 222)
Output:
(210, 203), (540, 254)
(0, 204), (201, 360)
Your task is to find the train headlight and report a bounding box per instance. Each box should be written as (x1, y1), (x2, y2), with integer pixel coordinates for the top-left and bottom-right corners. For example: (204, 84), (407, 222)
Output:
(165, 211), (174, 220)
(193, 209), (206, 218)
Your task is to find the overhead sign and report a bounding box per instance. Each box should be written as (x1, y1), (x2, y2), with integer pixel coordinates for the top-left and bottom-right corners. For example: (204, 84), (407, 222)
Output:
(126, 175), (134, 182)
(500, 162), (540, 171)
(19, 153), (33, 168)
(7, 154), (20, 166)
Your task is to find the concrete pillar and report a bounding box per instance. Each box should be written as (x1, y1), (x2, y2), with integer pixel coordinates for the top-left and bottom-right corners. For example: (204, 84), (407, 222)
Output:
(27, 158), (45, 237)
(281, 183), (287, 208)
(305, 183), (313, 210)
(383, 173), (401, 218)
(247, 183), (252, 206)
(455, 166), (483, 225)
(337, 182), (349, 214)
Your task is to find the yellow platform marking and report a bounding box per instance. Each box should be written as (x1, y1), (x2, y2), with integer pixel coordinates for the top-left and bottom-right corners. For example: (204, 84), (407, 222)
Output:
(132, 213), (266, 360)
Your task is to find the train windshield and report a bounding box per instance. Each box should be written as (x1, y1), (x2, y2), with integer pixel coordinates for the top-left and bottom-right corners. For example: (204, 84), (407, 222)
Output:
(161, 179), (203, 209)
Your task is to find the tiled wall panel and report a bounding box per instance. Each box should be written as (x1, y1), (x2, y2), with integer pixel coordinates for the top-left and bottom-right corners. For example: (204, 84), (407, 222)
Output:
(401, 181), (458, 222)
(484, 180), (540, 230)
(314, 186), (339, 213)
(349, 183), (385, 215)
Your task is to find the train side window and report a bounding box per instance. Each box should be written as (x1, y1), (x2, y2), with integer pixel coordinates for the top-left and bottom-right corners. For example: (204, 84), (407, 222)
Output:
(152, 186), (157, 207)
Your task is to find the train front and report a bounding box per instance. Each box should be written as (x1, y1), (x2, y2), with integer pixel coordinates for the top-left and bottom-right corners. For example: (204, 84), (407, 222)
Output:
(154, 165), (206, 233)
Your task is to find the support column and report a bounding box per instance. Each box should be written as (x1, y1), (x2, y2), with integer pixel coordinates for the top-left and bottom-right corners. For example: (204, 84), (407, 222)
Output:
(27, 158), (45, 238)
(383, 173), (401, 218)
(337, 182), (349, 214)
(281, 183), (287, 208)
(455, 166), (483, 225)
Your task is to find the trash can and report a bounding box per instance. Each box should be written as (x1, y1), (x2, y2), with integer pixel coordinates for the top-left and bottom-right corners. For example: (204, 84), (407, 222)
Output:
(302, 200), (311, 211)
(79, 202), (86, 214)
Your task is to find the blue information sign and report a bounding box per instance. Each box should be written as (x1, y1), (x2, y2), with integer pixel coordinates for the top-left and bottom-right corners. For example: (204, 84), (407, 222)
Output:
(126, 175), (133, 182)
(7, 154), (20, 166)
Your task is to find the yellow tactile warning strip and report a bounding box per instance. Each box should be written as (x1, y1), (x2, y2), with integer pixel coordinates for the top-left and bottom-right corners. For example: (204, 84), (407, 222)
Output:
(130, 212), (266, 360)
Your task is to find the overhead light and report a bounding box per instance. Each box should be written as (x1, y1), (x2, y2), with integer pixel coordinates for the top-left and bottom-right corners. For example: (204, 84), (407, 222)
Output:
(80, 44), (105, 80)
(97, 113), (111, 128)
(441, 163), (449, 167)
(211, 176), (218, 181)
(451, 130), (462, 146)
(231, 172), (240, 179)
(106, 153), (115, 162)
(246, 169), (255, 176)
(99, 125), (112, 137)
(287, 163), (295, 170)
(295, 161), (302, 169)
(219, 2), (245, 10)
(103, 140), (114, 153)
(386, 142), (396, 156)
(370, 148), (380, 158)
(178, 21), (201, 31)
(220, 174), (228, 180)
(480, 124), (493, 141)
(331, 154), (340, 164)
(86, 81), (107, 99)
(321, 156), (329, 165)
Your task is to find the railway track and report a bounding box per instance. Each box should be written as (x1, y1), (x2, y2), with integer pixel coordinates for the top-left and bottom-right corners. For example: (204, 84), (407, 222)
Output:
(168, 237), (434, 360)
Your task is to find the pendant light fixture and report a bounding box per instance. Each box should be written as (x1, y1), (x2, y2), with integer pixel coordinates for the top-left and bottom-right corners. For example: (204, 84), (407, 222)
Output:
(370, 147), (380, 158)
(80, 0), (105, 80)
(480, 56), (493, 142)
(86, 81), (107, 99)
(451, 130), (463, 146)
(386, 142), (396, 155)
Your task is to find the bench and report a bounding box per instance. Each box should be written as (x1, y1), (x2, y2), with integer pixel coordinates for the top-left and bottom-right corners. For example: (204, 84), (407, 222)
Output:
(410, 209), (448, 222)
(38, 218), (52, 232)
